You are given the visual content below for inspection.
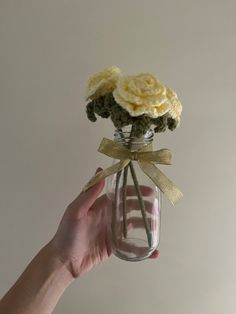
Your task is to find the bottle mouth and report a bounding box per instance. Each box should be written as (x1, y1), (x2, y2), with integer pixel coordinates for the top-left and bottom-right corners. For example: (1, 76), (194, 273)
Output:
(114, 127), (154, 146)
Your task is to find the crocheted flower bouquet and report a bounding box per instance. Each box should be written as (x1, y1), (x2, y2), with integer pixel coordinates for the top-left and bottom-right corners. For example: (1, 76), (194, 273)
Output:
(82, 66), (183, 261)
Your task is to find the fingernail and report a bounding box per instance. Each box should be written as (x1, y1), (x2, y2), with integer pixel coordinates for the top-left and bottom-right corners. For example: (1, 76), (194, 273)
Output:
(95, 167), (102, 174)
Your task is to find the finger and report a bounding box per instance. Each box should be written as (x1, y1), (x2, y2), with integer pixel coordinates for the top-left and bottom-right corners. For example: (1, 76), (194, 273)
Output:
(116, 217), (158, 237)
(100, 185), (155, 206)
(91, 197), (156, 216)
(106, 185), (155, 200)
(68, 167), (105, 219)
(124, 217), (154, 230)
(91, 192), (157, 214)
(121, 199), (157, 214)
(126, 185), (155, 197)
(148, 250), (159, 259)
(107, 186), (156, 203)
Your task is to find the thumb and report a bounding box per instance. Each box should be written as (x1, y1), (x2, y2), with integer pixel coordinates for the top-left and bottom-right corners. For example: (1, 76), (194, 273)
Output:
(68, 167), (105, 219)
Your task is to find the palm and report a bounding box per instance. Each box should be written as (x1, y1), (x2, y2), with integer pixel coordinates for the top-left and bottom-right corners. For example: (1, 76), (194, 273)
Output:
(51, 193), (111, 278)
(71, 195), (111, 275)
(51, 170), (159, 279)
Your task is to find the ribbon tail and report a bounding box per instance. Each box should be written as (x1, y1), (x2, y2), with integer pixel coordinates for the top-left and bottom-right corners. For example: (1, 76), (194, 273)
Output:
(82, 159), (130, 192)
(139, 161), (183, 205)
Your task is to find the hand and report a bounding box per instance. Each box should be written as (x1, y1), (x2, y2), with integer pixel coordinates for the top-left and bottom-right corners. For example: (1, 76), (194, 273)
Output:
(49, 167), (159, 279)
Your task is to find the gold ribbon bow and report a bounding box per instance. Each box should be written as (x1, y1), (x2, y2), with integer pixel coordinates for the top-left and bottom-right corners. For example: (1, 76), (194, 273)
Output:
(82, 138), (183, 205)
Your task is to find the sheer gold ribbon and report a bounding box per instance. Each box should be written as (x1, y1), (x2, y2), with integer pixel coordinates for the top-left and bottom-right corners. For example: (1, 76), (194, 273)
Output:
(82, 138), (183, 205)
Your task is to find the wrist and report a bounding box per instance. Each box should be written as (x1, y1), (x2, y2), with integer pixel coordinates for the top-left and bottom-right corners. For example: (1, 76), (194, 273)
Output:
(42, 241), (75, 285)
(0, 242), (75, 314)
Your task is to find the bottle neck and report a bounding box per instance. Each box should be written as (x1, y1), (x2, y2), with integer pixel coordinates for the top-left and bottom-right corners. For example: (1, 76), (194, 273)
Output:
(114, 125), (154, 151)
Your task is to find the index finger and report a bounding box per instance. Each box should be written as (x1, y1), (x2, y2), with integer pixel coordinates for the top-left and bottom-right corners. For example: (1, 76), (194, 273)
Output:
(125, 185), (155, 197)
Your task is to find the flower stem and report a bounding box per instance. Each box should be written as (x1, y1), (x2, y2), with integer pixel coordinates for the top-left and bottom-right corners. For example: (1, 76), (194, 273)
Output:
(112, 170), (122, 246)
(122, 165), (128, 238)
(117, 128), (129, 239)
(129, 161), (153, 247)
(128, 126), (152, 247)
(117, 126), (152, 247)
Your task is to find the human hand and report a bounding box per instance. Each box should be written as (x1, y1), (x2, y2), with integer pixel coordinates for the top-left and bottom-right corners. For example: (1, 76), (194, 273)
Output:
(49, 167), (159, 279)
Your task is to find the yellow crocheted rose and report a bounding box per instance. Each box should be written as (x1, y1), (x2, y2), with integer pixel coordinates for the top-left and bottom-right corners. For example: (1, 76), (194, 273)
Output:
(85, 66), (121, 101)
(112, 73), (171, 118)
(166, 88), (182, 120)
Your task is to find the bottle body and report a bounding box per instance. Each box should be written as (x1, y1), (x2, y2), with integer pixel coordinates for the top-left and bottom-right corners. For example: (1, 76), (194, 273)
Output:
(106, 127), (161, 261)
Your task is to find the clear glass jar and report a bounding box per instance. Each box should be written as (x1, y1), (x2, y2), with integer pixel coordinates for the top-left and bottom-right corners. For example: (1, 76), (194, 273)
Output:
(106, 126), (161, 261)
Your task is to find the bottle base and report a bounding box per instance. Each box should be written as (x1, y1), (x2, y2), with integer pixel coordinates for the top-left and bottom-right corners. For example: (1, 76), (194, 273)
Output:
(111, 237), (157, 262)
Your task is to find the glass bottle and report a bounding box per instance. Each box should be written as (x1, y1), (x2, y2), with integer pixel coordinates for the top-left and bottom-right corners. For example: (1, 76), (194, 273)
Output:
(106, 126), (161, 261)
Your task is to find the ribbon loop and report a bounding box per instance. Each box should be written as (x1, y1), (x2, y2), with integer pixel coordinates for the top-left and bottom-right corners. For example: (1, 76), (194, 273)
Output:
(82, 137), (183, 205)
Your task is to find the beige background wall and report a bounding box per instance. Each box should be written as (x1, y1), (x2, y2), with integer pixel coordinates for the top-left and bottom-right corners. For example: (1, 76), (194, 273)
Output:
(1, 1), (236, 313)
